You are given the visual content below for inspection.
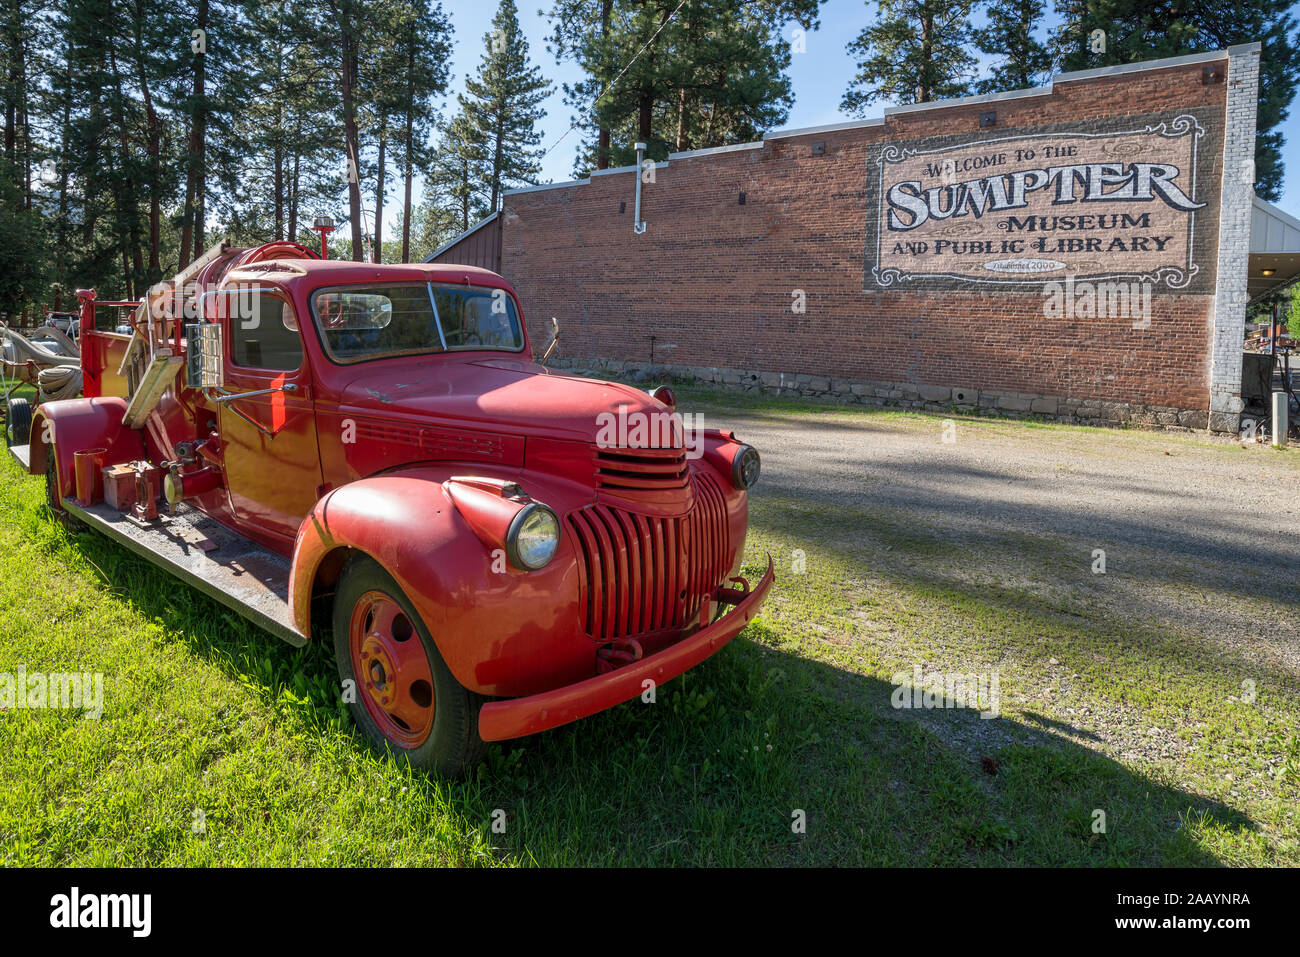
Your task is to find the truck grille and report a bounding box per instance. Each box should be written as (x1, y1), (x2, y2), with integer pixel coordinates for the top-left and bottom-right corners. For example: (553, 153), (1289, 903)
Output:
(568, 472), (730, 641)
(594, 446), (689, 492)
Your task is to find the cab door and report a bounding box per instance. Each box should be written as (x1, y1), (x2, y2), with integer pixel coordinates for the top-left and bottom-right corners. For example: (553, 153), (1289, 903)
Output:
(218, 286), (323, 541)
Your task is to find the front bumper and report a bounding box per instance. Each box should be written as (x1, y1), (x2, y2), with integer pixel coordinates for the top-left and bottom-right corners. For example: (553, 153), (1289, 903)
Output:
(477, 557), (775, 741)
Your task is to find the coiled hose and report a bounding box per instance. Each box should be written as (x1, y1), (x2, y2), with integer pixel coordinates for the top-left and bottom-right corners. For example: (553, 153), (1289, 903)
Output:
(37, 365), (83, 402)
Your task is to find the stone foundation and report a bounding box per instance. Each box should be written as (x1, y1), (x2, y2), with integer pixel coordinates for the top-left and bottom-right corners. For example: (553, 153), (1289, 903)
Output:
(554, 357), (1221, 433)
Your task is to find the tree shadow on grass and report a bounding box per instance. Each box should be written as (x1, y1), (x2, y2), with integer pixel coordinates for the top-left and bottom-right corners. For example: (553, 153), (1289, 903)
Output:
(751, 440), (1300, 613)
(472, 635), (1252, 866)
(749, 488), (1300, 701)
(40, 504), (1255, 867)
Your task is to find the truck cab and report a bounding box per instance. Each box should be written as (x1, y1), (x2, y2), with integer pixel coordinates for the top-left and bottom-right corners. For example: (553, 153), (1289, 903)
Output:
(21, 241), (772, 776)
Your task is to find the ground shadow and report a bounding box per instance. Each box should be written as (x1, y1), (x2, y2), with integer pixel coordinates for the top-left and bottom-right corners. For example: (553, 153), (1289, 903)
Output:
(34, 500), (1255, 866)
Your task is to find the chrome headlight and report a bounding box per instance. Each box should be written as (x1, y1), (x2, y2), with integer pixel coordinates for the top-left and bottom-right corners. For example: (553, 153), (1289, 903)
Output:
(732, 445), (761, 490)
(506, 502), (560, 570)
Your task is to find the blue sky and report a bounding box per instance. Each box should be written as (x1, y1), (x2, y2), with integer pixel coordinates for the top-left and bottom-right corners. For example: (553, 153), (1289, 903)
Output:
(431, 0), (1300, 219)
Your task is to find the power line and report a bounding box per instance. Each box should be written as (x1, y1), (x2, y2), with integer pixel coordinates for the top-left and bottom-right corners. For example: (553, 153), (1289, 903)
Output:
(540, 0), (691, 160)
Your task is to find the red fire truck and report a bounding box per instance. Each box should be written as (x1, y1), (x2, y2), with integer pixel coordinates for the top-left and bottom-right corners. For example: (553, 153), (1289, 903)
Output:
(10, 240), (771, 775)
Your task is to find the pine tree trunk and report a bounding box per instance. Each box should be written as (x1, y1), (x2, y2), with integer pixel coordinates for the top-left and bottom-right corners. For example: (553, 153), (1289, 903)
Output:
(402, 21), (415, 262)
(596, 0), (612, 169)
(638, 93), (652, 143)
(130, 7), (162, 278)
(676, 87), (690, 152)
(107, 45), (145, 292)
(402, 147), (413, 262)
(343, 114), (363, 259)
(374, 131), (385, 263)
(3, 7), (16, 183)
(491, 121), (503, 214)
(273, 59), (285, 241)
(289, 145), (300, 247)
(460, 159), (469, 231)
(180, 0), (209, 269)
(340, 18), (364, 261)
(56, 51), (70, 284)
(919, 11), (934, 103)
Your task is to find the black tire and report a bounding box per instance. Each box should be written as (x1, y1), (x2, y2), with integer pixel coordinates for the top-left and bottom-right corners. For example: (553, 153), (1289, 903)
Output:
(5, 396), (30, 447)
(332, 554), (486, 777)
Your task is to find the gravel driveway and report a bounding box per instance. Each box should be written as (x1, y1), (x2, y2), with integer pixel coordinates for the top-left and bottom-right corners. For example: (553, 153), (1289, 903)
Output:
(725, 406), (1300, 677)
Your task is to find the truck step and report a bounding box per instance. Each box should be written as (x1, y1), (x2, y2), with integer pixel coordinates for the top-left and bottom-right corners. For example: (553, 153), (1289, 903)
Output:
(61, 499), (305, 647)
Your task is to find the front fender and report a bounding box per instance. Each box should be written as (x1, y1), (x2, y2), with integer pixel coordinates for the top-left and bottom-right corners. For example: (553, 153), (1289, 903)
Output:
(30, 397), (145, 499)
(290, 468), (594, 697)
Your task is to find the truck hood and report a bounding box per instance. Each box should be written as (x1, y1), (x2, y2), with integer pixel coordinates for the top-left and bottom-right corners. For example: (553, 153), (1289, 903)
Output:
(335, 356), (671, 445)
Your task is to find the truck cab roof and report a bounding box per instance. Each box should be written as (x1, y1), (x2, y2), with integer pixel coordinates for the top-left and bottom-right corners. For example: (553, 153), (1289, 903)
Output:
(224, 257), (513, 292)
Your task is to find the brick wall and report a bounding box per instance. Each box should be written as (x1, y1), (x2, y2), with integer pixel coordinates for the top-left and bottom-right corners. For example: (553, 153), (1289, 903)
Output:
(491, 51), (1248, 429)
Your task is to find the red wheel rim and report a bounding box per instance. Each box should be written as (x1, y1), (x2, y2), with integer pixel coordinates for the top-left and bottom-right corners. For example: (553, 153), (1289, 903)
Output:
(348, 591), (435, 748)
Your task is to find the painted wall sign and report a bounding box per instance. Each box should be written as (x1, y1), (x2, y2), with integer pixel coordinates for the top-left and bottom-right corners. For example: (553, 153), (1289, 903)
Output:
(863, 111), (1221, 293)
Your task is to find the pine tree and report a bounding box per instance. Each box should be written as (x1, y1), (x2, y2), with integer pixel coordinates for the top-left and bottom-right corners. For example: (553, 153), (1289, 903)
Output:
(393, 0), (451, 262)
(321, 0), (369, 259)
(409, 188), (463, 257)
(549, 0), (822, 175)
(660, 0), (799, 154)
(175, 0), (261, 268)
(974, 0), (1053, 94)
(240, 0), (312, 242)
(1053, 0), (1300, 201)
(0, 0), (47, 315)
(358, 0), (451, 262)
(427, 111), (488, 235)
(842, 0), (977, 112)
(461, 0), (551, 215)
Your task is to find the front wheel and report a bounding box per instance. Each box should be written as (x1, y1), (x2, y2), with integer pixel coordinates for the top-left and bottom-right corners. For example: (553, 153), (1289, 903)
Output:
(332, 554), (486, 777)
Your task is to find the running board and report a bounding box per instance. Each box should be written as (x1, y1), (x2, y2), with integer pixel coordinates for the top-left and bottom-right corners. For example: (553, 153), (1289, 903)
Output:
(8, 443), (30, 469)
(62, 499), (306, 647)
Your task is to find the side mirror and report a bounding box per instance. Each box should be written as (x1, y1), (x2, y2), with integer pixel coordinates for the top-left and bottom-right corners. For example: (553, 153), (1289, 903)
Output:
(186, 322), (224, 389)
(540, 317), (560, 367)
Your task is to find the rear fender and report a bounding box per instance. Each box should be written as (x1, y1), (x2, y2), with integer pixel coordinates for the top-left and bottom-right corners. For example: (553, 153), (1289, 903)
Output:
(29, 397), (145, 499)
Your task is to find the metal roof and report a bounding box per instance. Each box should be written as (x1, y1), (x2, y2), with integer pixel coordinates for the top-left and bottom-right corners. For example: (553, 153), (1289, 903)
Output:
(423, 212), (499, 263)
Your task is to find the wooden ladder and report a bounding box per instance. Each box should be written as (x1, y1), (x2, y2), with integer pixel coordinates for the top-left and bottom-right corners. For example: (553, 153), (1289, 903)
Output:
(118, 239), (230, 429)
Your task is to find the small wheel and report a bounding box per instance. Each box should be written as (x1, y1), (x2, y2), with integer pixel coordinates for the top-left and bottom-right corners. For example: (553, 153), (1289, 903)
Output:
(333, 554), (486, 776)
(5, 396), (30, 447)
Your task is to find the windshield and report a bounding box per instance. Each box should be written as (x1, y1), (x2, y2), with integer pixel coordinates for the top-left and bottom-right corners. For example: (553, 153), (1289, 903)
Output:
(311, 282), (524, 363)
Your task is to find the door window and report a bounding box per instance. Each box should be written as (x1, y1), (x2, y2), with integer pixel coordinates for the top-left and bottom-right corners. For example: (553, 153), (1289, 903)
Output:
(229, 291), (303, 371)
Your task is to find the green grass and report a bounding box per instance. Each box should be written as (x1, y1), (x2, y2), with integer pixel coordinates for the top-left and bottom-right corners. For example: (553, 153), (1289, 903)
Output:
(0, 392), (1296, 866)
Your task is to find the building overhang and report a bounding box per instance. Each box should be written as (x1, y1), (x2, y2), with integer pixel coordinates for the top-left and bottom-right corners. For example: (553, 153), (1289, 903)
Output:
(1248, 196), (1300, 302)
